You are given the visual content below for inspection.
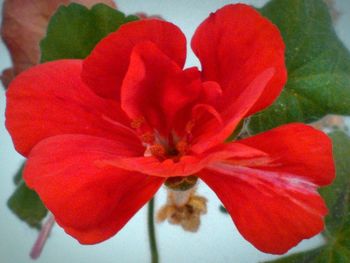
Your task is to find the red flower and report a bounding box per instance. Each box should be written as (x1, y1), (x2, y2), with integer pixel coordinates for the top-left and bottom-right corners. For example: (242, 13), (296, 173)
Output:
(5, 4), (334, 254)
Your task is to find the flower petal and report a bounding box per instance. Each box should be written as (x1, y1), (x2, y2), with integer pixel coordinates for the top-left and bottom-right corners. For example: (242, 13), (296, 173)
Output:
(82, 19), (187, 100)
(191, 4), (287, 115)
(24, 135), (164, 244)
(200, 165), (327, 254)
(121, 41), (201, 136)
(5, 60), (142, 156)
(100, 143), (266, 177)
(237, 123), (335, 186)
(191, 68), (275, 153)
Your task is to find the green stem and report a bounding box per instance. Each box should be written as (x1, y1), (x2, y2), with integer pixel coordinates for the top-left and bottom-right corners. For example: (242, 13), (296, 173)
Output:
(148, 198), (159, 263)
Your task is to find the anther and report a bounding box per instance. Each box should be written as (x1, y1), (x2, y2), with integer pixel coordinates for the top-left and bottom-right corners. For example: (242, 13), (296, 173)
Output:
(149, 144), (166, 158)
(140, 132), (155, 144)
(131, 116), (145, 129)
(176, 140), (188, 155)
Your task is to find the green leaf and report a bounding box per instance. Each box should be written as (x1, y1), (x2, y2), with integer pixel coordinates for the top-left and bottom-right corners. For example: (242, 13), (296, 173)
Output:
(13, 162), (25, 185)
(249, 0), (350, 134)
(8, 163), (48, 228)
(40, 3), (138, 62)
(219, 205), (228, 214)
(321, 132), (350, 237)
(264, 131), (350, 262)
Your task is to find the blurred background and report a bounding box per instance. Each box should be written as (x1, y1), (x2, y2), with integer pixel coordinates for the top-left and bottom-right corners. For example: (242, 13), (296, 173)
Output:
(0, 0), (349, 262)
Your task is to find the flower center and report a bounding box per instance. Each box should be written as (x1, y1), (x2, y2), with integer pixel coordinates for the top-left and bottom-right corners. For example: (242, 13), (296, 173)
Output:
(131, 116), (193, 161)
(131, 116), (198, 192)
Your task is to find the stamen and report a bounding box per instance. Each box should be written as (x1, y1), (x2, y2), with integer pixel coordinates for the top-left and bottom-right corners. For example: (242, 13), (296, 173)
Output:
(101, 114), (138, 136)
(185, 121), (195, 134)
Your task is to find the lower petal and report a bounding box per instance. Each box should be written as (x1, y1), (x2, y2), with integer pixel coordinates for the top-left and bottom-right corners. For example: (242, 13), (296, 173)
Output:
(237, 123), (335, 186)
(200, 166), (327, 254)
(24, 135), (163, 244)
(100, 143), (266, 177)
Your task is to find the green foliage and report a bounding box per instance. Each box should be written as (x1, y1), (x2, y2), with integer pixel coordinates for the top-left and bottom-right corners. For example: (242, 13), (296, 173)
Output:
(265, 131), (350, 262)
(249, 0), (350, 134)
(41, 3), (138, 62)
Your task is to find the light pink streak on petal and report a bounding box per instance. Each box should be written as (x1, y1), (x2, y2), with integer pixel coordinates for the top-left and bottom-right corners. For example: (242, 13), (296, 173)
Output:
(209, 163), (322, 213)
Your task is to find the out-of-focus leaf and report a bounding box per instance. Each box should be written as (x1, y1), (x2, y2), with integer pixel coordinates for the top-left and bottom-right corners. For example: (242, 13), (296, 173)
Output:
(40, 3), (138, 62)
(264, 131), (350, 262)
(8, 163), (48, 228)
(13, 162), (25, 185)
(219, 205), (228, 214)
(249, 0), (350, 134)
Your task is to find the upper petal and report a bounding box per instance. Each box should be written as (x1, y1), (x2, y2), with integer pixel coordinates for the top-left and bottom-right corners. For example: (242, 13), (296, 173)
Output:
(200, 166), (327, 254)
(5, 59), (141, 156)
(24, 134), (164, 244)
(190, 68), (275, 153)
(191, 4), (287, 116)
(82, 19), (187, 100)
(237, 123), (335, 186)
(121, 41), (201, 136)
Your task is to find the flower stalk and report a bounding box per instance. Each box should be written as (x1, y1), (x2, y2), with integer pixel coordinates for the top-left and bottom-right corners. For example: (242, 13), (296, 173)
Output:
(148, 198), (159, 263)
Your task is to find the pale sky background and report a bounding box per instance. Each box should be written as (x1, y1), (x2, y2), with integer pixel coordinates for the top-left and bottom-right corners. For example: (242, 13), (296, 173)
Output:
(0, 0), (350, 263)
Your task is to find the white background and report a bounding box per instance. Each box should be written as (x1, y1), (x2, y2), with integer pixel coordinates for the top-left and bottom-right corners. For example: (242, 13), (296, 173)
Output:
(0, 0), (349, 263)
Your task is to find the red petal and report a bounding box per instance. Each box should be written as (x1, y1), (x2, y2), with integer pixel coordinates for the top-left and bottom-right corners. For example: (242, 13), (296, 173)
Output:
(191, 4), (287, 116)
(82, 20), (186, 100)
(121, 41), (201, 136)
(238, 123), (335, 186)
(200, 166), (327, 254)
(5, 60), (142, 156)
(191, 68), (275, 153)
(100, 143), (266, 177)
(24, 135), (164, 244)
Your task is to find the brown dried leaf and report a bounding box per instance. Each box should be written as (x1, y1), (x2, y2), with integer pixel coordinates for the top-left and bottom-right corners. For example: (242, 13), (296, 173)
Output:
(0, 0), (116, 88)
(0, 68), (14, 88)
(156, 188), (207, 233)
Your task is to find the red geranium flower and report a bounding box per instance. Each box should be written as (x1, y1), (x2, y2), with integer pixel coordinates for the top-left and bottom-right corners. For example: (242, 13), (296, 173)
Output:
(5, 4), (334, 254)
